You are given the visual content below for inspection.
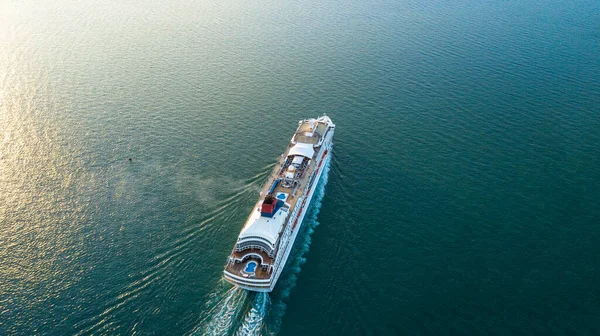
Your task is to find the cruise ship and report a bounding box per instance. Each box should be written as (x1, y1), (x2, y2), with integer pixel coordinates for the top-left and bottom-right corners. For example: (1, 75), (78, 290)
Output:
(223, 116), (335, 292)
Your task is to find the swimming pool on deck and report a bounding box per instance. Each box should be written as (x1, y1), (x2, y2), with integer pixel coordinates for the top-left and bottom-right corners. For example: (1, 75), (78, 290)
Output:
(244, 261), (257, 273)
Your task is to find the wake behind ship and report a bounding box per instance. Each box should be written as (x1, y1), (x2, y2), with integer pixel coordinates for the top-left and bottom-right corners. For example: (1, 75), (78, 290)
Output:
(223, 116), (335, 292)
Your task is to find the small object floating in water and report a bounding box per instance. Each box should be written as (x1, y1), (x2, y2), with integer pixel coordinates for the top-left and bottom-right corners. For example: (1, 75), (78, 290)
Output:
(128, 157), (132, 162)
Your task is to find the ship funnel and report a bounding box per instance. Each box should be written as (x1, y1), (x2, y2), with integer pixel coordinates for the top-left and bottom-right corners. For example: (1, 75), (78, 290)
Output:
(261, 194), (282, 217)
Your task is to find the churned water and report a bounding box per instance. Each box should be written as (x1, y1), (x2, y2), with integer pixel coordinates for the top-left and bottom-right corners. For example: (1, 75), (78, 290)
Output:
(1, 0), (599, 335)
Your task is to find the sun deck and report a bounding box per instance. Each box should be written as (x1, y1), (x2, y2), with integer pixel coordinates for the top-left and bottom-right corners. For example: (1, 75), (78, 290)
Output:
(258, 145), (319, 214)
(293, 121), (327, 145)
(226, 248), (273, 280)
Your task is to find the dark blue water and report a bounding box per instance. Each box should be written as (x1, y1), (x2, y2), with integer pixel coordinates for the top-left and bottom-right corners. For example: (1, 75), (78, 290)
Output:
(1, 0), (599, 335)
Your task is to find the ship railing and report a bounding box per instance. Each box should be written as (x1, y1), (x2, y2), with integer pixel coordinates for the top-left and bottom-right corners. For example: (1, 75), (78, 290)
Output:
(224, 272), (271, 284)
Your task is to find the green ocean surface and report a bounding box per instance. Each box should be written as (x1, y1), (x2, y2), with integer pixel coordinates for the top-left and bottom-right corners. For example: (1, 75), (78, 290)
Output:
(1, 0), (599, 334)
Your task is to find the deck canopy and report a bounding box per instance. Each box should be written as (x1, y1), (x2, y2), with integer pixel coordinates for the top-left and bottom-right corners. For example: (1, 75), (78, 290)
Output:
(239, 206), (286, 246)
(288, 143), (314, 158)
(292, 156), (304, 165)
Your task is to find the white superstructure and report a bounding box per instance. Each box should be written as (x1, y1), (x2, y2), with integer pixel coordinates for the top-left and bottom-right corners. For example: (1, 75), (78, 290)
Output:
(223, 116), (335, 292)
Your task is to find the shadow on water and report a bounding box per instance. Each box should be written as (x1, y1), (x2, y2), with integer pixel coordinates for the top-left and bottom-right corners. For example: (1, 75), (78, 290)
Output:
(190, 159), (332, 336)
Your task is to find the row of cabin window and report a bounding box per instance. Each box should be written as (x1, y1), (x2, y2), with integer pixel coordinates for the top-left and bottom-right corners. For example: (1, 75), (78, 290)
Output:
(236, 243), (274, 256)
(237, 239), (272, 251)
(239, 236), (272, 246)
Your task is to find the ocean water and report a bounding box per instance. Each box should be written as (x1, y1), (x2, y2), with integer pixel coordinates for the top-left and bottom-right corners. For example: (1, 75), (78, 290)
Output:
(1, 0), (599, 335)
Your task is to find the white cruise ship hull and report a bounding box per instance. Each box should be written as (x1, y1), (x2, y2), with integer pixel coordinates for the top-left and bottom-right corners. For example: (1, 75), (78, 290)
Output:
(223, 116), (334, 292)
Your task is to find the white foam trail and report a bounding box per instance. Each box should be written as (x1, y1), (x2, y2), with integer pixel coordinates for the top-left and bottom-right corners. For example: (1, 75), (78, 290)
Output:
(191, 284), (249, 336)
(236, 292), (270, 336)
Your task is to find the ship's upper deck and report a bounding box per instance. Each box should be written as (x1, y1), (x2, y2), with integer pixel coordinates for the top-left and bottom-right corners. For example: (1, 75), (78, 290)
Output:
(292, 118), (329, 145)
(224, 116), (333, 281)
